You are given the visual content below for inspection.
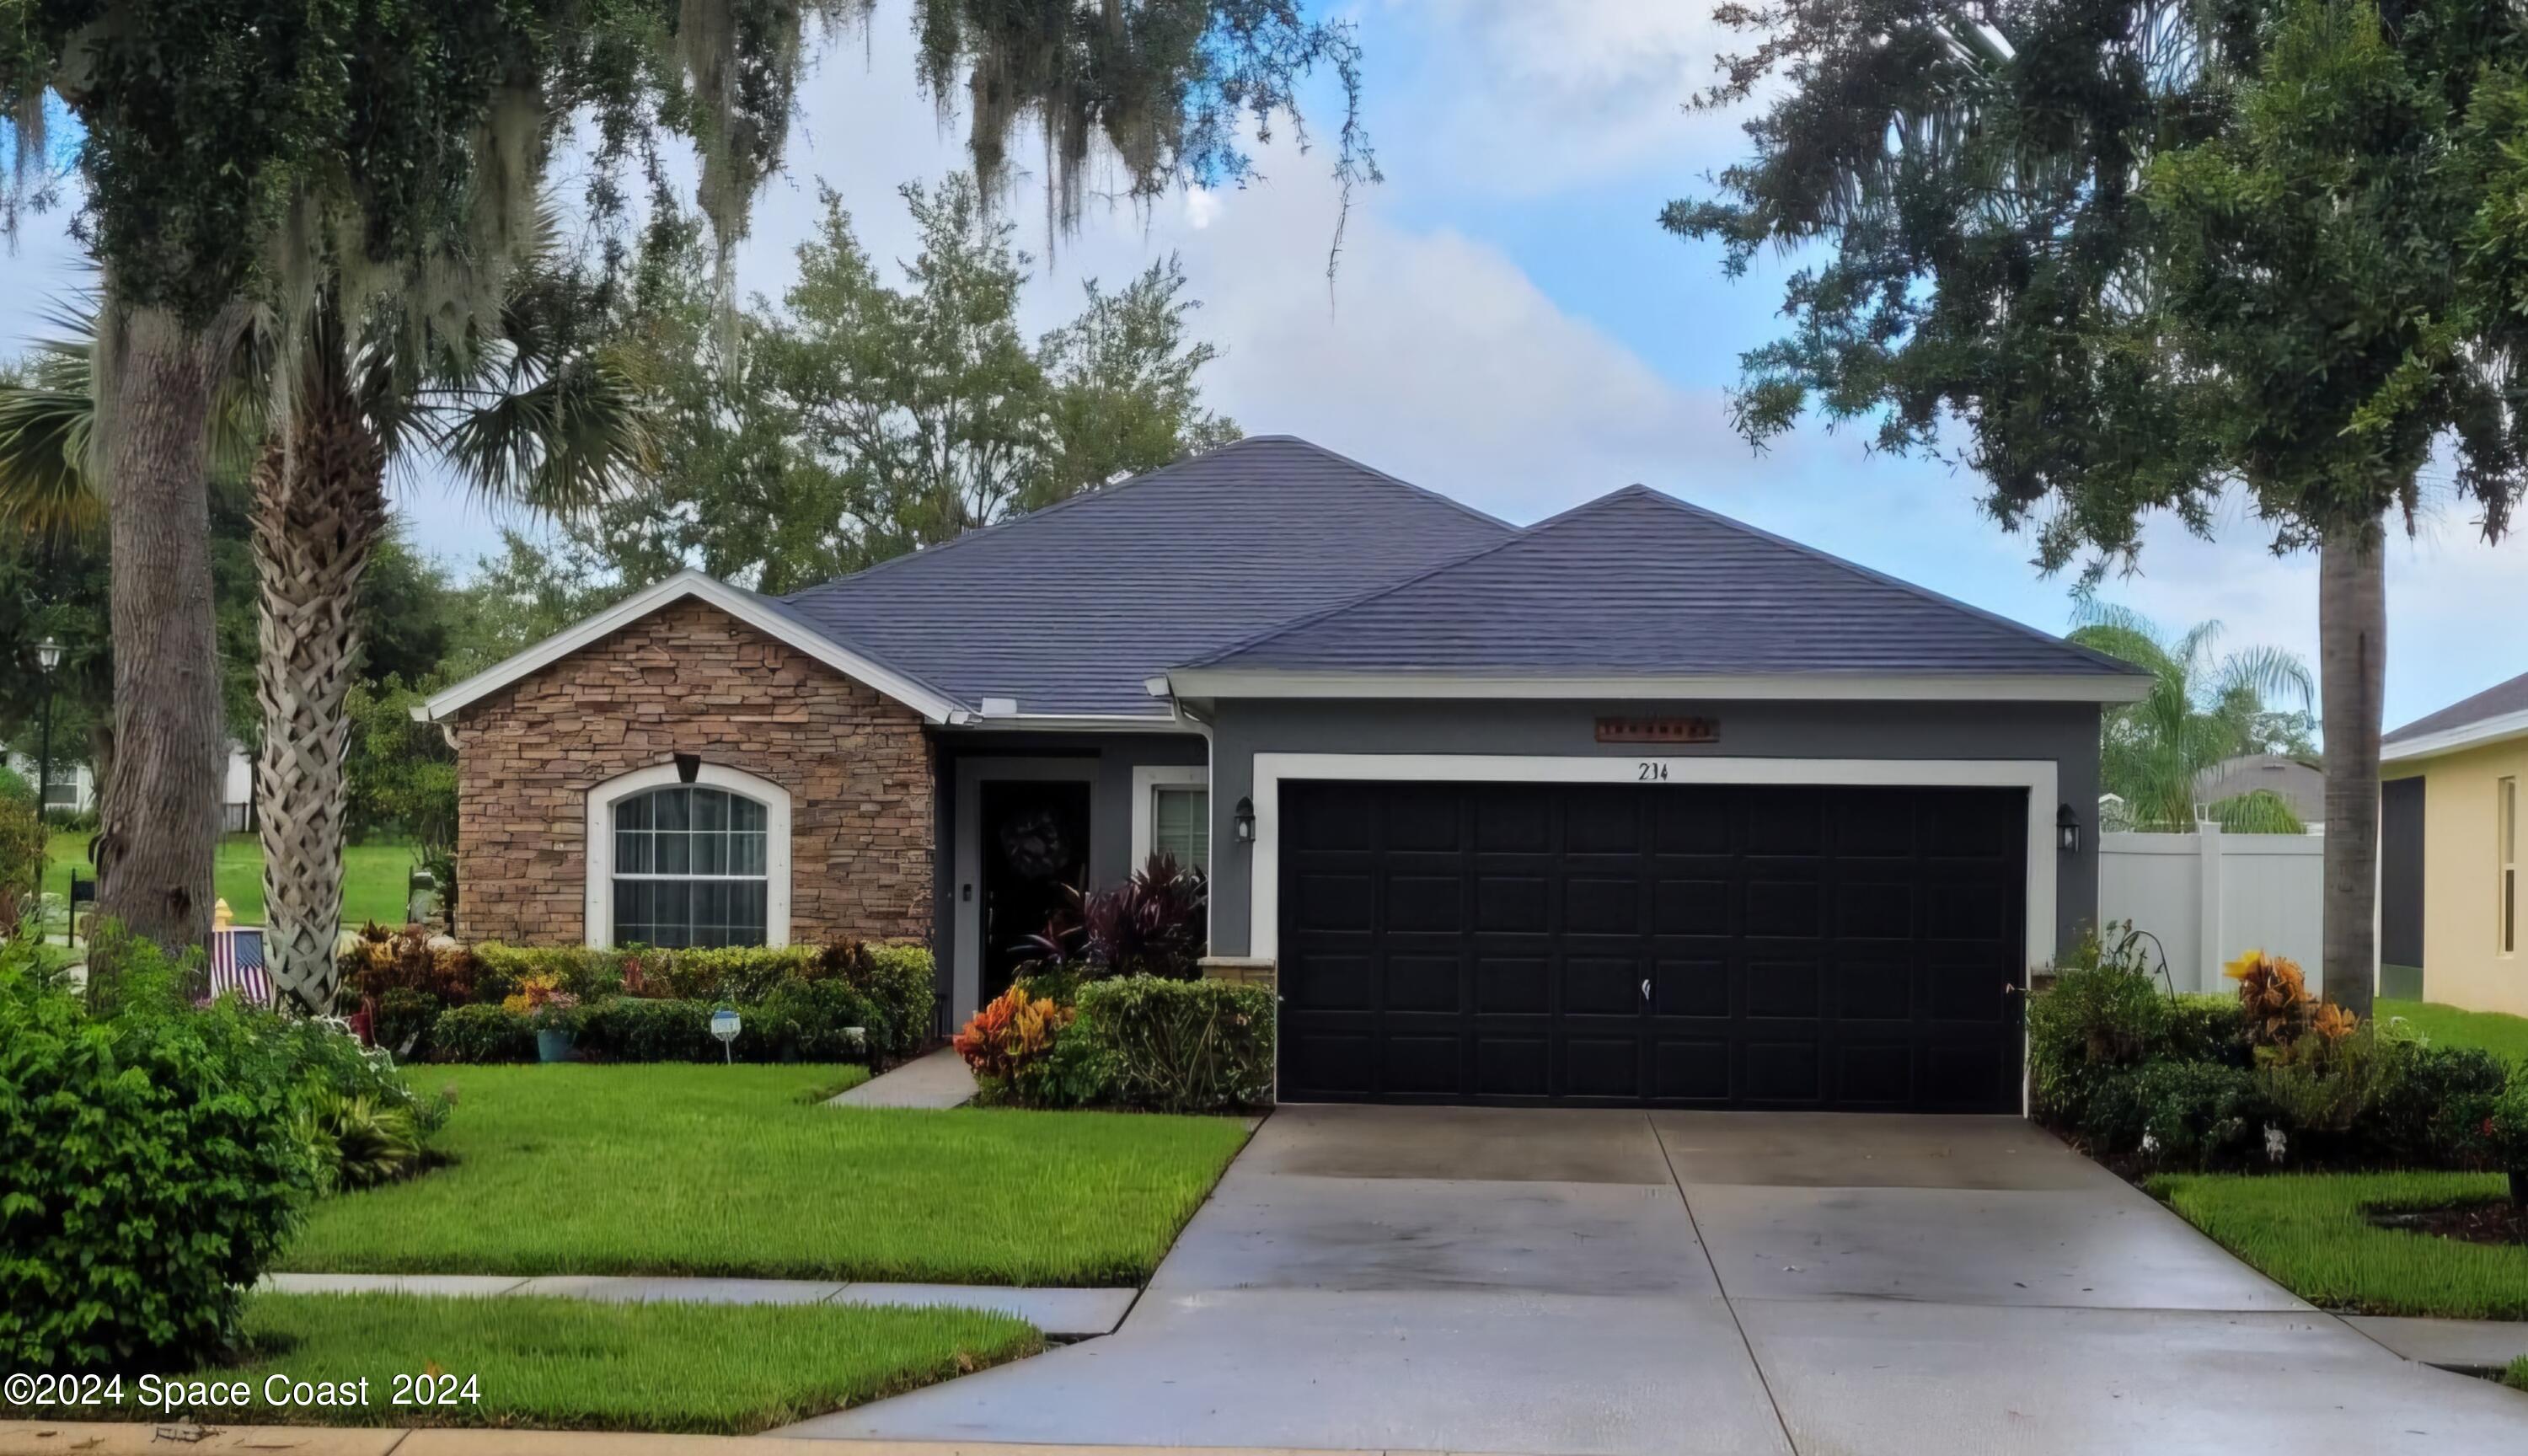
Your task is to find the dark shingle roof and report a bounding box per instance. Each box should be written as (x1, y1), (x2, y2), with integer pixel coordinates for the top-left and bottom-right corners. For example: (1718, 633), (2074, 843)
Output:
(776, 436), (1513, 716)
(1184, 484), (2145, 681)
(2386, 668), (2528, 744)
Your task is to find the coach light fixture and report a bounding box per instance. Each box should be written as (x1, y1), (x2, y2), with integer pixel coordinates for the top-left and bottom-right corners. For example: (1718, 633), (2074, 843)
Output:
(2056, 803), (2081, 855)
(1233, 796), (1256, 845)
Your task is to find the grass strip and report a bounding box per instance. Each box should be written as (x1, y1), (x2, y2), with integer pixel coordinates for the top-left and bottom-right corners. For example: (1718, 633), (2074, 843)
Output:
(2377, 998), (2528, 1066)
(46, 1292), (1037, 1434)
(2150, 1170), (2528, 1319)
(283, 1063), (1252, 1285)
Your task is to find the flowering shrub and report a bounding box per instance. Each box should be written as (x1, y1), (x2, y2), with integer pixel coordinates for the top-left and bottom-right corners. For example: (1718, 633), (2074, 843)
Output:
(953, 986), (1074, 1087)
(2225, 949), (2320, 1047)
(501, 972), (571, 1016)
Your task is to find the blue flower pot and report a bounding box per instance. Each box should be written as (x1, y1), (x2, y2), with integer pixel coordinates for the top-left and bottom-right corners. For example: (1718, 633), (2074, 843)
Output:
(536, 1028), (576, 1063)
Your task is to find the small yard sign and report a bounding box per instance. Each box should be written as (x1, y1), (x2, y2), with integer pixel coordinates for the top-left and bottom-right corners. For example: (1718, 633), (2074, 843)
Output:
(710, 1007), (741, 1063)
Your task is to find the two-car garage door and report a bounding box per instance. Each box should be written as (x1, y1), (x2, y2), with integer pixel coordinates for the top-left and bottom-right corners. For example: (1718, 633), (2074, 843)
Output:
(1275, 780), (2027, 1111)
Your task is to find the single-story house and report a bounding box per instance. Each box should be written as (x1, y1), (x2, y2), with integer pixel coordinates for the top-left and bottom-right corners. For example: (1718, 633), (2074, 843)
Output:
(416, 436), (2148, 1111)
(3, 748), (94, 815)
(2381, 670), (2528, 1015)
(2193, 753), (2326, 831)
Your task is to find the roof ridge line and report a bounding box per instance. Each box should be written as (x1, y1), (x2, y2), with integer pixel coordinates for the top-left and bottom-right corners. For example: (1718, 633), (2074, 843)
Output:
(780, 436), (1280, 602)
(1627, 486), (2146, 677)
(1174, 486), (1652, 670)
(2386, 664), (2528, 739)
(1257, 436), (1518, 533)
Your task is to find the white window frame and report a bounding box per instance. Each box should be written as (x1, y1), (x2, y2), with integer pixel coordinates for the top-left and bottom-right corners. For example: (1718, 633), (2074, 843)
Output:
(585, 762), (793, 949)
(1130, 764), (1211, 872)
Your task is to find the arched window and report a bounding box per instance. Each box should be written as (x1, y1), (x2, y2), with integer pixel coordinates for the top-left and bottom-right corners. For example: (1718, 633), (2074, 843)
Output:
(586, 764), (791, 948)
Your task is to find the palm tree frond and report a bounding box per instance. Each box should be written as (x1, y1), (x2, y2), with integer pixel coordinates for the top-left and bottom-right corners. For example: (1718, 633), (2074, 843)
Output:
(2213, 645), (2315, 714)
(433, 345), (656, 515)
(2204, 789), (2306, 835)
(0, 368), (100, 533)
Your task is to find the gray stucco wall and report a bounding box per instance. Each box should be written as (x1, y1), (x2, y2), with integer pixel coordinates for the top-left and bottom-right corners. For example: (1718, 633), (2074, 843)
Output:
(1197, 697), (2102, 962)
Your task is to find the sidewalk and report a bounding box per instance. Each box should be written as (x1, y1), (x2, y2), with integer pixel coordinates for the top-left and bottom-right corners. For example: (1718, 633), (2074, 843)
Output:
(827, 1047), (975, 1110)
(0, 1425), (1432, 1456)
(2347, 1314), (2528, 1373)
(257, 1274), (1135, 1340)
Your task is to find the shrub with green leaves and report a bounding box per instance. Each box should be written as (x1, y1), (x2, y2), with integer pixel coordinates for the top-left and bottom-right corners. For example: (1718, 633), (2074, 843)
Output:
(0, 792), (43, 936)
(464, 941), (935, 1054)
(0, 941), (319, 1370)
(2087, 1061), (2270, 1169)
(1073, 976), (1273, 1113)
(2489, 1079), (2528, 1206)
(2367, 1041), (2508, 1169)
(430, 1003), (538, 1063)
(2028, 961), (2174, 1123)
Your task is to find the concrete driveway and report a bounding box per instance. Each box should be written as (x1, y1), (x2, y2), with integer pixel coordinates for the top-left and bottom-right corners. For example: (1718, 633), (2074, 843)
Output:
(783, 1106), (2528, 1455)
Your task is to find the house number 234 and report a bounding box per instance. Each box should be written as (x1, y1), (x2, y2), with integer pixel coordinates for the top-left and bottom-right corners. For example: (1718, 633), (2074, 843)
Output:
(1636, 761), (1670, 781)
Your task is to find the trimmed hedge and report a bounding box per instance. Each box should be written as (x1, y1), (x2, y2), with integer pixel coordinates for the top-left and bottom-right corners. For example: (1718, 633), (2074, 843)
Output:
(1072, 976), (1275, 1113)
(441, 981), (891, 1066)
(412, 940), (936, 1066)
(430, 1004), (538, 1063)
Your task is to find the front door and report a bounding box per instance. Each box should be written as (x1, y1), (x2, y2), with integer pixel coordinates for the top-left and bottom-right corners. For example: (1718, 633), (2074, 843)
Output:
(980, 779), (1092, 1000)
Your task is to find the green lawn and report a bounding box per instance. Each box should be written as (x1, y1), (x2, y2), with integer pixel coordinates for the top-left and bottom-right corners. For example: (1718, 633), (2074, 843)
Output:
(56, 1293), (1037, 1434)
(2379, 997), (2528, 1065)
(2151, 1170), (2528, 1319)
(40, 829), (418, 929)
(2509, 1356), (2527, 1394)
(281, 1063), (1254, 1286)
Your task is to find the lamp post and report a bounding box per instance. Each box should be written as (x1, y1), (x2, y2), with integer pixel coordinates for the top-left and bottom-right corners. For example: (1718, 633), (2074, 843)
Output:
(33, 638), (62, 832)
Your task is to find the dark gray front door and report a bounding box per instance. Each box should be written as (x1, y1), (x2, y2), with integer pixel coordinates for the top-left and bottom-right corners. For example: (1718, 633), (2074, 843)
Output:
(980, 779), (1091, 1000)
(1276, 780), (2027, 1111)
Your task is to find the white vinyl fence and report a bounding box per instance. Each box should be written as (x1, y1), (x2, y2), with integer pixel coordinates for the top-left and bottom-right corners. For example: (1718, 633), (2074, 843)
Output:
(2097, 827), (2326, 994)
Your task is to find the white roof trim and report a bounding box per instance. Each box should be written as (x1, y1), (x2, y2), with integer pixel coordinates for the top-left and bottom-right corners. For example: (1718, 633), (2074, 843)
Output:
(2382, 708), (2528, 763)
(413, 569), (963, 725)
(951, 712), (1187, 732)
(1160, 669), (2152, 704)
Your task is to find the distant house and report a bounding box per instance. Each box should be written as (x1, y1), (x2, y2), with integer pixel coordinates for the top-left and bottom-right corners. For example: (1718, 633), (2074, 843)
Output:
(2381, 671), (2528, 1014)
(2193, 754), (2326, 830)
(0, 743), (250, 830)
(3, 749), (94, 816)
(222, 742), (254, 833)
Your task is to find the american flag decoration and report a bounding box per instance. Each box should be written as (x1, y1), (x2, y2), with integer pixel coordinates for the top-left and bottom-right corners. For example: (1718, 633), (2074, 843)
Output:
(206, 925), (276, 1008)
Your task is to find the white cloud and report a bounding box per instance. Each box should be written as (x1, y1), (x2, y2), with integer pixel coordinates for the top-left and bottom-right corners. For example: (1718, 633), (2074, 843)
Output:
(1370, 0), (1744, 196)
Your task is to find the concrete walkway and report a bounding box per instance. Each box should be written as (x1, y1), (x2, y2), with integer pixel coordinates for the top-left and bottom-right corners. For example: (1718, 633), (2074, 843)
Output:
(257, 1272), (1133, 1339)
(2350, 1314), (2528, 1373)
(790, 1107), (2528, 1455)
(3, 1426), (1427, 1456)
(827, 1046), (974, 1109)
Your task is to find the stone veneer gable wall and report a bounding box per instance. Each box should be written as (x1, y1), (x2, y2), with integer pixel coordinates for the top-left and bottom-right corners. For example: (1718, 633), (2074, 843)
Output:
(451, 596), (935, 946)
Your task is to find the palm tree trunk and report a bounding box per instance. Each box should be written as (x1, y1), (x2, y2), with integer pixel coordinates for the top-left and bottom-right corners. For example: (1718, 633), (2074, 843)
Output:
(94, 299), (246, 954)
(2318, 517), (2386, 1022)
(253, 337), (386, 1015)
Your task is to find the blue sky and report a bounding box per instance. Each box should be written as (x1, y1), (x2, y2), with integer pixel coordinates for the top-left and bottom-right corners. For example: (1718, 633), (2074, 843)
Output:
(3, 0), (2520, 728)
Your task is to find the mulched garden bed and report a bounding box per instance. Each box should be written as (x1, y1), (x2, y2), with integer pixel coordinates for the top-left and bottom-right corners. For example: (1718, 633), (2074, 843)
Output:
(2367, 1199), (2528, 1249)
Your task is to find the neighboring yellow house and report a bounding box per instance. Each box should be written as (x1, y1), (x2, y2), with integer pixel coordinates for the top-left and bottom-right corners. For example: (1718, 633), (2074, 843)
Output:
(2381, 670), (2528, 1017)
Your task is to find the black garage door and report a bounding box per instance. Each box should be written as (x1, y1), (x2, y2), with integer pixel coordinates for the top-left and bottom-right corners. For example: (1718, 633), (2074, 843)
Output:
(1277, 780), (2027, 1111)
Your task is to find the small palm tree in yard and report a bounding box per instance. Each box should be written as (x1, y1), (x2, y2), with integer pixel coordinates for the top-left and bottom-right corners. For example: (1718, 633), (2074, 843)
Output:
(2070, 605), (2316, 834)
(0, 259), (650, 1011)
